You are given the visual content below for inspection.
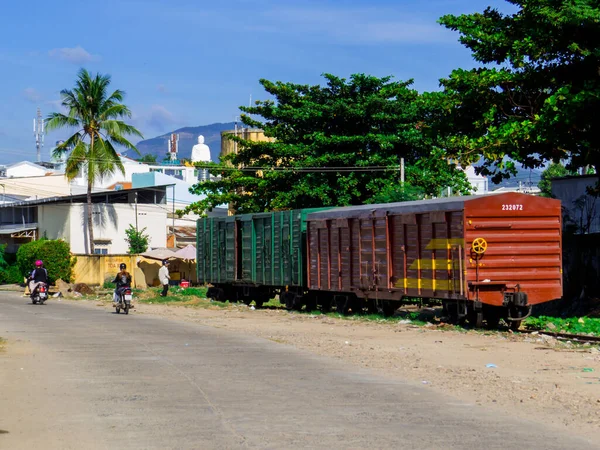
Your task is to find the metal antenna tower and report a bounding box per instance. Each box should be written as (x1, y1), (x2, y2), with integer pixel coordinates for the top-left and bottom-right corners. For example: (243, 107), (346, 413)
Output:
(167, 133), (179, 162)
(33, 108), (45, 162)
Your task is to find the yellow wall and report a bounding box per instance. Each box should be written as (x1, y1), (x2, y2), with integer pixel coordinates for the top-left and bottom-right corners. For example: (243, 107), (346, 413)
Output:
(72, 254), (197, 287)
(220, 129), (274, 160)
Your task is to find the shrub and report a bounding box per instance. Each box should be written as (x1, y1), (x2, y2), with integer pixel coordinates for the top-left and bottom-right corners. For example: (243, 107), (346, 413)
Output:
(0, 244), (8, 269)
(0, 265), (24, 284)
(16, 239), (75, 284)
(125, 225), (149, 254)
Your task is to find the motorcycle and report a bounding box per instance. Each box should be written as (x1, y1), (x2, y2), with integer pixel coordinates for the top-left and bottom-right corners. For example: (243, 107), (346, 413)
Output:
(115, 287), (133, 314)
(31, 283), (48, 305)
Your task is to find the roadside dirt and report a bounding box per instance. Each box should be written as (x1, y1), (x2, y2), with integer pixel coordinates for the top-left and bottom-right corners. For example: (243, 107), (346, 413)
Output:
(54, 298), (600, 442)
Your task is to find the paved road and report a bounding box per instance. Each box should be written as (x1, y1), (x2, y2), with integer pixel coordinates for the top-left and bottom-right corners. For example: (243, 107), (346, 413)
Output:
(0, 292), (596, 450)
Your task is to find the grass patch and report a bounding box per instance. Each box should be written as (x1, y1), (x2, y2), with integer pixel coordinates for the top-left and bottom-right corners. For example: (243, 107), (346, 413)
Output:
(0, 337), (6, 353)
(524, 316), (600, 336)
(136, 286), (232, 309)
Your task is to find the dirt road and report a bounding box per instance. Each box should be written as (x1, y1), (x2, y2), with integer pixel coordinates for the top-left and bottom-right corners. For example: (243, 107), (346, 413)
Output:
(0, 292), (598, 449)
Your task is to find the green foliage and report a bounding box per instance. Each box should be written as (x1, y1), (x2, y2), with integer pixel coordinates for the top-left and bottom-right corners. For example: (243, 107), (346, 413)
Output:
(0, 265), (24, 284)
(437, 1), (600, 185)
(124, 225), (150, 254)
(186, 73), (470, 214)
(16, 239), (74, 284)
(538, 163), (577, 197)
(0, 244), (7, 270)
(525, 316), (600, 336)
(137, 154), (157, 164)
(368, 182), (425, 204)
(46, 69), (143, 254)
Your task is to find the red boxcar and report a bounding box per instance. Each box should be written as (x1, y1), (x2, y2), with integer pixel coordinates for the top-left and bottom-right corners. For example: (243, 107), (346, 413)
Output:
(306, 192), (562, 328)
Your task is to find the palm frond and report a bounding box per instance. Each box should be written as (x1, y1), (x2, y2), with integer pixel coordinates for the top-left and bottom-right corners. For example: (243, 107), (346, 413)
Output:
(64, 141), (88, 181)
(93, 137), (125, 179)
(100, 104), (132, 121)
(104, 132), (141, 155)
(101, 120), (143, 139)
(51, 133), (83, 160)
(45, 113), (80, 132)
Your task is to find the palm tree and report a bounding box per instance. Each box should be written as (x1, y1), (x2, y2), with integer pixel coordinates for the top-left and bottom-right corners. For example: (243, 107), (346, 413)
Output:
(46, 68), (143, 254)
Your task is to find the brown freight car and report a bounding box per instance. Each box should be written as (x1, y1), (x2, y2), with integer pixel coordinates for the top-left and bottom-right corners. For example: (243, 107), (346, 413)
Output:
(305, 192), (562, 329)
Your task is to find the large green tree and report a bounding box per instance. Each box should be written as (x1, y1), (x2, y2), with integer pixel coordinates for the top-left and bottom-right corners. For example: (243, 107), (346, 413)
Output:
(46, 69), (143, 254)
(437, 0), (600, 185)
(187, 74), (470, 214)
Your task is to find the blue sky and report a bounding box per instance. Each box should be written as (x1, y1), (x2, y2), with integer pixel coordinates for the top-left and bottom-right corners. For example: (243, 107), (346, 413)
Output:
(0, 0), (513, 164)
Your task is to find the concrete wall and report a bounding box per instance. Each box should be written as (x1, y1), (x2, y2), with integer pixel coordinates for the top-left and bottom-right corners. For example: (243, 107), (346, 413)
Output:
(72, 254), (197, 286)
(38, 203), (70, 242)
(39, 203), (166, 254)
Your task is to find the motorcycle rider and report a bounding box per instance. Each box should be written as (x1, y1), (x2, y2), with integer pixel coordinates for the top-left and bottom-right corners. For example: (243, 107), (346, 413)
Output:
(112, 263), (132, 304)
(28, 260), (48, 299)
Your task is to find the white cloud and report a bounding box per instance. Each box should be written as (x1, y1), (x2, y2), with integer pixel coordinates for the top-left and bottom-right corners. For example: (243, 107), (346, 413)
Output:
(132, 105), (177, 132)
(260, 7), (452, 44)
(23, 87), (42, 102)
(48, 46), (99, 64)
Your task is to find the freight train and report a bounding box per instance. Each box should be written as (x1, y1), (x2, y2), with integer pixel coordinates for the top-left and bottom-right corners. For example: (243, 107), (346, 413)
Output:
(197, 192), (562, 329)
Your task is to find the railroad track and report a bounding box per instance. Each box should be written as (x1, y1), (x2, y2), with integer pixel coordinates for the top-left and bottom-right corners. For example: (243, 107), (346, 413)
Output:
(519, 329), (600, 345)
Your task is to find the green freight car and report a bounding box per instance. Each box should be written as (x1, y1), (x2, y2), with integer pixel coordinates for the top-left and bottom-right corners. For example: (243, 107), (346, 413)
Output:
(197, 208), (329, 309)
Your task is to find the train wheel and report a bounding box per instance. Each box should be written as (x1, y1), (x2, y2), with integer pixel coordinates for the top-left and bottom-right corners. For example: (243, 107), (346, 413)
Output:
(320, 299), (332, 313)
(366, 299), (378, 315)
(347, 297), (362, 314)
(243, 299), (252, 306)
(510, 320), (522, 331)
(467, 307), (483, 328)
(486, 314), (500, 329)
(335, 297), (349, 315)
(508, 307), (525, 331)
(305, 296), (317, 312)
(380, 301), (396, 318)
(284, 294), (295, 310)
(254, 299), (264, 309)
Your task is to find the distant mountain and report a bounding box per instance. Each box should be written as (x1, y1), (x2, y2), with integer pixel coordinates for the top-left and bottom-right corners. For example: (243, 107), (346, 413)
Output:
(133, 122), (236, 162)
(484, 163), (544, 191)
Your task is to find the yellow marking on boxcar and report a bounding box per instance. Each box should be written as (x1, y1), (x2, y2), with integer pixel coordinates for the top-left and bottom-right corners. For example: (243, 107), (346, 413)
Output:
(408, 259), (461, 270)
(393, 279), (456, 291)
(425, 238), (464, 250)
(432, 258), (436, 291)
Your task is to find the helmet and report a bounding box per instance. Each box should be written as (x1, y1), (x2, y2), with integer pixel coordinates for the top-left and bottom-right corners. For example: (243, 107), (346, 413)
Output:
(162, 259), (170, 266)
(35, 260), (43, 267)
(119, 263), (126, 270)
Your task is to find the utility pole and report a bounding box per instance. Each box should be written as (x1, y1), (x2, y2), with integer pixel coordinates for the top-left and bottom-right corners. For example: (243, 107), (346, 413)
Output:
(172, 185), (176, 248)
(400, 158), (405, 184)
(33, 108), (45, 163)
(134, 192), (138, 232)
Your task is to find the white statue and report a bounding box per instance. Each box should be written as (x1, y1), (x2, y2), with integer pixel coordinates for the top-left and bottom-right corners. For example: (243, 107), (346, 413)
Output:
(191, 135), (211, 181)
(191, 135), (211, 163)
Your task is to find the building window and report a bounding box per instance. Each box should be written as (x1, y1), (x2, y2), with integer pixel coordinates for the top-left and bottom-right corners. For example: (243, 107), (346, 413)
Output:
(94, 241), (110, 255)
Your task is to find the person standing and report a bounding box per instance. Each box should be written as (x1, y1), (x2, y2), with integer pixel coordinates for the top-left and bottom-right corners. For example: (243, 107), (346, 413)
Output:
(159, 259), (171, 297)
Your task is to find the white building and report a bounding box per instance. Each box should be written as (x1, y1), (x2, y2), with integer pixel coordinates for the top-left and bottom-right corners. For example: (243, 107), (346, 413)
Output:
(5, 161), (57, 178)
(463, 166), (488, 195)
(0, 186), (170, 254)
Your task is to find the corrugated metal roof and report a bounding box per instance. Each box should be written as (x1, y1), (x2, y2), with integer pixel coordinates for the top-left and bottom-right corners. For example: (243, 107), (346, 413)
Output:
(0, 184), (175, 208)
(306, 192), (513, 220)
